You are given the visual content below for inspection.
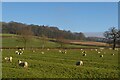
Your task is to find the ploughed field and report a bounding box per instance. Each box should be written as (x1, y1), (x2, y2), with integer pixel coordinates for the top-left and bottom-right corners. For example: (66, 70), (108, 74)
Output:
(2, 48), (119, 78)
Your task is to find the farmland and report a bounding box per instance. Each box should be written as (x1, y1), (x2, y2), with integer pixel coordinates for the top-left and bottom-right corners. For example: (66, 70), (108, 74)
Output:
(1, 34), (119, 78)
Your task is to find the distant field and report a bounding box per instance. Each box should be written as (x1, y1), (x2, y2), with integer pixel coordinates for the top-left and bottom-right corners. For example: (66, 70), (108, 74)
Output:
(0, 33), (17, 37)
(2, 33), (108, 48)
(2, 48), (119, 78)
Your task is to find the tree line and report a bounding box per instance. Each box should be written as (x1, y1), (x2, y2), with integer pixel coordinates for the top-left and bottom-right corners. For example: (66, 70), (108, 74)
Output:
(1, 21), (120, 49)
(2, 21), (86, 40)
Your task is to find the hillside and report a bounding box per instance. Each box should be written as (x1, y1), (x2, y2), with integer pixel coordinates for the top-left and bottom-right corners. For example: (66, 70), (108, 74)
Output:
(1, 33), (108, 49)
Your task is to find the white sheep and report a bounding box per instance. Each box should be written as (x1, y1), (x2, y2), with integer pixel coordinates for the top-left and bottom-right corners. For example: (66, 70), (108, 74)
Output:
(111, 54), (114, 55)
(115, 48), (118, 51)
(100, 48), (104, 50)
(97, 51), (101, 54)
(59, 50), (61, 53)
(15, 50), (23, 55)
(47, 48), (50, 51)
(81, 49), (83, 51)
(109, 48), (112, 50)
(19, 49), (22, 51)
(4, 56), (12, 62)
(76, 61), (83, 66)
(18, 60), (28, 68)
(22, 48), (24, 50)
(82, 51), (86, 53)
(0, 49), (2, 52)
(15, 51), (19, 54)
(95, 49), (98, 51)
(41, 52), (44, 54)
(100, 55), (103, 57)
(83, 54), (86, 56)
(33, 50), (35, 52)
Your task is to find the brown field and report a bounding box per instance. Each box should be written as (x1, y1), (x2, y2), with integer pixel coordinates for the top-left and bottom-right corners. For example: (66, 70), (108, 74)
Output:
(60, 39), (109, 46)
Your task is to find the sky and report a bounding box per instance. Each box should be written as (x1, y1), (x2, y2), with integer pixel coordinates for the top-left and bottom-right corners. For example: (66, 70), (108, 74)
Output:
(2, 2), (118, 36)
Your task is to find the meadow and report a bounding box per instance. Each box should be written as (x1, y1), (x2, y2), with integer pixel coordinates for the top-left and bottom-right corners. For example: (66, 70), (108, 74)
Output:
(2, 48), (119, 78)
(1, 34), (119, 78)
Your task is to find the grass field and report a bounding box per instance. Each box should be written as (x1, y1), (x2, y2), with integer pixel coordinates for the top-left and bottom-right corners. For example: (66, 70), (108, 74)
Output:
(1, 34), (119, 78)
(2, 33), (106, 48)
(2, 48), (119, 78)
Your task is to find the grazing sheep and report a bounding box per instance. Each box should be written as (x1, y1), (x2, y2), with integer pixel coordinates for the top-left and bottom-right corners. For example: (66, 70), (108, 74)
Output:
(0, 49), (2, 52)
(111, 54), (114, 55)
(15, 50), (23, 55)
(47, 48), (50, 51)
(83, 54), (86, 56)
(62, 50), (67, 54)
(109, 48), (112, 50)
(4, 56), (12, 62)
(18, 60), (28, 68)
(100, 48), (104, 50)
(82, 51), (86, 53)
(76, 61), (83, 66)
(95, 49), (98, 51)
(97, 51), (101, 54)
(41, 52), (44, 54)
(22, 48), (24, 51)
(59, 50), (61, 53)
(100, 55), (103, 57)
(81, 49), (83, 51)
(19, 49), (22, 51)
(115, 48), (118, 51)
(33, 50), (35, 52)
(64, 51), (67, 54)
(15, 51), (19, 54)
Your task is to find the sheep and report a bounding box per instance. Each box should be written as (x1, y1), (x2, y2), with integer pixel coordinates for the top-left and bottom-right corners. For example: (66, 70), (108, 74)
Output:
(0, 49), (2, 52)
(47, 48), (50, 51)
(76, 61), (83, 66)
(19, 51), (23, 55)
(97, 51), (101, 54)
(91, 49), (93, 51)
(64, 51), (67, 54)
(61, 50), (67, 54)
(81, 49), (83, 51)
(115, 48), (118, 51)
(83, 53), (86, 56)
(41, 52), (44, 54)
(15, 50), (23, 55)
(95, 49), (98, 51)
(82, 51), (86, 53)
(100, 48), (104, 50)
(32, 50), (35, 52)
(109, 48), (112, 50)
(22, 48), (24, 51)
(15, 51), (19, 54)
(111, 53), (114, 55)
(4, 56), (12, 62)
(59, 50), (61, 53)
(18, 60), (28, 68)
(100, 55), (103, 57)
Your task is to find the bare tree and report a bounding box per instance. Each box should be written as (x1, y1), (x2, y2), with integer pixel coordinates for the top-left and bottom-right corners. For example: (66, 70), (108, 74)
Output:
(56, 34), (65, 49)
(41, 34), (47, 49)
(17, 26), (33, 48)
(104, 27), (119, 50)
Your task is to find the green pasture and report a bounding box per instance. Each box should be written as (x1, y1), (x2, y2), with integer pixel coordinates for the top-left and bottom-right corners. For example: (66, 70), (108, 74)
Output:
(2, 35), (101, 48)
(2, 48), (119, 78)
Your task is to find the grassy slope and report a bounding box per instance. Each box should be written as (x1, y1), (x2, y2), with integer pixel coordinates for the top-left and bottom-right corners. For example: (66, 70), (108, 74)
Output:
(2, 34), (102, 48)
(2, 49), (119, 78)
